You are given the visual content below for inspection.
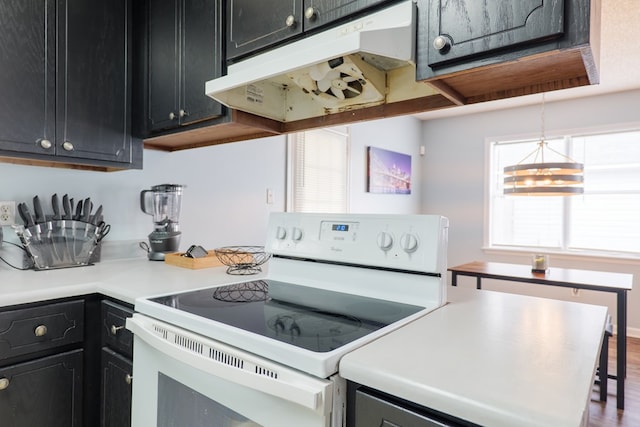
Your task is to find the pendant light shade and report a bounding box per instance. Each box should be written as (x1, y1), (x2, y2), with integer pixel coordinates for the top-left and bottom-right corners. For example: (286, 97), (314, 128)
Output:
(503, 148), (584, 196)
(503, 94), (584, 196)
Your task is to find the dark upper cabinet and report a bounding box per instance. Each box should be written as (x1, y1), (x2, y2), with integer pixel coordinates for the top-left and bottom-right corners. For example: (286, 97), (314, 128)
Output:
(426, 0), (565, 67)
(0, 0), (140, 170)
(147, 0), (223, 132)
(0, 1), (55, 155)
(226, 0), (302, 61)
(303, 0), (395, 31)
(57, 0), (136, 165)
(226, 0), (396, 61)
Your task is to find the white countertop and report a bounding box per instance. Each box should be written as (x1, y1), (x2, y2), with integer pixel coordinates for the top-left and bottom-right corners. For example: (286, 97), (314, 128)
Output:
(1, 259), (607, 427)
(0, 257), (257, 307)
(340, 286), (608, 427)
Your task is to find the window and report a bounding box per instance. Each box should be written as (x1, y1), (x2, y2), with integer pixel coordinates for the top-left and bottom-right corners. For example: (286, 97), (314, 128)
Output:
(488, 129), (640, 257)
(288, 127), (350, 213)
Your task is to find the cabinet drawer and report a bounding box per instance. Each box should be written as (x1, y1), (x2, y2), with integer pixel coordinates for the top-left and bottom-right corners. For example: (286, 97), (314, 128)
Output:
(101, 300), (134, 358)
(0, 300), (84, 361)
(0, 349), (83, 427)
(355, 388), (457, 427)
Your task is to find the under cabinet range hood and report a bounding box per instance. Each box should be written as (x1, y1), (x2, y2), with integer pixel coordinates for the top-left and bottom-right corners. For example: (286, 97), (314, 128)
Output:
(205, 0), (437, 123)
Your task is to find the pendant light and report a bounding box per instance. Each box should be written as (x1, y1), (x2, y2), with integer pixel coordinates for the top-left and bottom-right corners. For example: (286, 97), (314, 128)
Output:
(503, 94), (584, 196)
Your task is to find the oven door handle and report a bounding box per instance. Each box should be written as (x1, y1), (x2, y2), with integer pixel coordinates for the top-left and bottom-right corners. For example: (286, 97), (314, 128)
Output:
(127, 315), (331, 413)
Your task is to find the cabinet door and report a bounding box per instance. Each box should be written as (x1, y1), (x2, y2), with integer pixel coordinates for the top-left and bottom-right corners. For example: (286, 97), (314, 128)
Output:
(180, 0), (224, 126)
(57, 0), (134, 164)
(303, 0), (393, 32)
(427, 0), (565, 67)
(0, 350), (83, 427)
(101, 347), (132, 427)
(148, 0), (180, 131)
(0, 0), (55, 155)
(226, 0), (303, 61)
(101, 300), (134, 359)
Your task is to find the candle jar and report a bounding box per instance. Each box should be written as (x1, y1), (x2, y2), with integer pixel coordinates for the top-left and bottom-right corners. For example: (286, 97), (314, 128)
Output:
(531, 254), (549, 273)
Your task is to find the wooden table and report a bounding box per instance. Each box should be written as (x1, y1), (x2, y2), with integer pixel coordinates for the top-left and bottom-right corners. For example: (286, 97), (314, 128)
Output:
(448, 261), (633, 410)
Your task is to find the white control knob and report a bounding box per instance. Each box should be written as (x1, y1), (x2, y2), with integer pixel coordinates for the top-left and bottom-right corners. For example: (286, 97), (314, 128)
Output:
(276, 226), (287, 240)
(400, 233), (419, 253)
(291, 227), (303, 241)
(377, 232), (394, 251)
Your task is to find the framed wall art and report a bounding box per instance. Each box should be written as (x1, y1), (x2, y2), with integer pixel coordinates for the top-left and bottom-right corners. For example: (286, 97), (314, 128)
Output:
(367, 146), (412, 194)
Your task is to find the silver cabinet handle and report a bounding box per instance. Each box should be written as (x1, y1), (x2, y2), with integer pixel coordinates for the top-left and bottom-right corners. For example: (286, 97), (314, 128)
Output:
(34, 324), (48, 337)
(179, 109), (187, 118)
(62, 141), (74, 151)
(125, 374), (133, 385)
(111, 325), (124, 335)
(304, 7), (317, 20)
(169, 112), (176, 120)
(0, 378), (9, 390)
(285, 15), (296, 27)
(433, 35), (450, 51)
(39, 139), (52, 149)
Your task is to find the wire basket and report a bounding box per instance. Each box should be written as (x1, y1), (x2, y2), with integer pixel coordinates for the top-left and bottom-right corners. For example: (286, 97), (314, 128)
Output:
(214, 246), (271, 275)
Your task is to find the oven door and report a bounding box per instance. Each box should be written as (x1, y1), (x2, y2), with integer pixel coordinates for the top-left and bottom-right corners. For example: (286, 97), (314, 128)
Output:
(126, 314), (342, 427)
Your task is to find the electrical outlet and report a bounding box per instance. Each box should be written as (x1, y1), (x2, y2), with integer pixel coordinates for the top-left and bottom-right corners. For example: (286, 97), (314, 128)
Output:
(0, 201), (17, 226)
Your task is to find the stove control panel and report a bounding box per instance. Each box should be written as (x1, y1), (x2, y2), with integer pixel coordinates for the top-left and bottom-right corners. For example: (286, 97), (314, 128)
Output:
(266, 213), (448, 274)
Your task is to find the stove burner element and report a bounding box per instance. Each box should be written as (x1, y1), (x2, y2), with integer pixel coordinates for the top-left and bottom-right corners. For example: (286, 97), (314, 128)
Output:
(268, 311), (362, 339)
(213, 281), (270, 303)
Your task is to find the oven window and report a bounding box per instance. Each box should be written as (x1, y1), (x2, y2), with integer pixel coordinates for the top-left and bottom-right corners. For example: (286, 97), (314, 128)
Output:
(157, 372), (261, 427)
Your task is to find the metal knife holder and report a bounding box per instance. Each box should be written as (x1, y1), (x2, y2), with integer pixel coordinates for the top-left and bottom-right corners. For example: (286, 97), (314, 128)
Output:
(14, 220), (104, 270)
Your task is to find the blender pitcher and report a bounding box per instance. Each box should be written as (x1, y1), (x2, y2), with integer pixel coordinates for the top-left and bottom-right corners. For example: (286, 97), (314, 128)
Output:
(140, 184), (185, 261)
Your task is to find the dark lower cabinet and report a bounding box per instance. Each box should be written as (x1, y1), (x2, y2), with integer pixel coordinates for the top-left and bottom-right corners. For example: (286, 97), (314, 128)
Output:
(0, 350), (83, 427)
(100, 299), (134, 427)
(101, 347), (133, 427)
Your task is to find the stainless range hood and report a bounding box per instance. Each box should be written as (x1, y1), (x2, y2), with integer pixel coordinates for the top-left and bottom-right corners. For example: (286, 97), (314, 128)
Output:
(205, 0), (437, 123)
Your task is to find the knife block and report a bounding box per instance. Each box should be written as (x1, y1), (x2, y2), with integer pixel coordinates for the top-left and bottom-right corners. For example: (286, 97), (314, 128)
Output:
(14, 220), (101, 270)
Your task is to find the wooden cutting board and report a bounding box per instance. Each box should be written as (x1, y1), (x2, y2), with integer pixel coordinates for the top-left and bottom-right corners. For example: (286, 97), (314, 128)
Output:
(164, 251), (224, 269)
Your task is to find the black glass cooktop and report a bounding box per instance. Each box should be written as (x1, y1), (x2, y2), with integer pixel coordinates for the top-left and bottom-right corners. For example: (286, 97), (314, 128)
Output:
(150, 280), (424, 353)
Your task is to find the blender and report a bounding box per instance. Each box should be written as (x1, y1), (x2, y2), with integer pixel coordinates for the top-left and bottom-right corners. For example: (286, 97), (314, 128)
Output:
(140, 184), (185, 261)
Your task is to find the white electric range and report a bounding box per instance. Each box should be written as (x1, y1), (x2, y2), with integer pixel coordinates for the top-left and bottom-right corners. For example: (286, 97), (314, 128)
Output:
(127, 213), (448, 427)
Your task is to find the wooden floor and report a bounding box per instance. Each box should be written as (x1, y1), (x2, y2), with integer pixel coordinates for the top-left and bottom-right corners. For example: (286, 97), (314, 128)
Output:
(589, 336), (640, 426)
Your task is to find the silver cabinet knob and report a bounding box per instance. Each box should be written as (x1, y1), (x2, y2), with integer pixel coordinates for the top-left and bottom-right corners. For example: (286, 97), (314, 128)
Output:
(39, 139), (52, 149)
(433, 35), (450, 51)
(285, 15), (296, 27)
(0, 378), (9, 390)
(34, 324), (48, 337)
(179, 109), (188, 118)
(169, 112), (176, 120)
(111, 325), (124, 335)
(62, 141), (74, 151)
(125, 374), (133, 385)
(304, 7), (317, 20)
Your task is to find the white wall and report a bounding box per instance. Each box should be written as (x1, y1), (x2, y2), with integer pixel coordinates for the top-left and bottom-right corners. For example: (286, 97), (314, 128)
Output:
(349, 115), (423, 214)
(0, 115), (422, 265)
(421, 89), (640, 334)
(1, 136), (288, 258)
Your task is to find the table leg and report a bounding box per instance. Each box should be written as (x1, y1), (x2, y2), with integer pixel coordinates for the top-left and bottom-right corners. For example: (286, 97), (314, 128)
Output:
(476, 277), (482, 290)
(616, 290), (627, 410)
(451, 272), (458, 286)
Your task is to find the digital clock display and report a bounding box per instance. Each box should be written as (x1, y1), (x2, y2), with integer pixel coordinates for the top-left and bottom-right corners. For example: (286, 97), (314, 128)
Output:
(332, 224), (349, 232)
